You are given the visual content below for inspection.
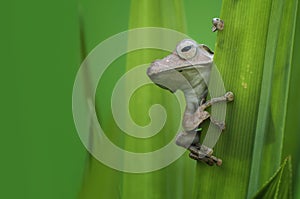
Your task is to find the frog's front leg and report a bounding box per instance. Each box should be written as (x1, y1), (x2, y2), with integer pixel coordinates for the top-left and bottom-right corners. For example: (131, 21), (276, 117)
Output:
(199, 91), (234, 130)
(199, 91), (234, 111)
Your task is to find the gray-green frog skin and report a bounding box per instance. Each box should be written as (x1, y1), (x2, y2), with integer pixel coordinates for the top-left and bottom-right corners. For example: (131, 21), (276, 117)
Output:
(147, 39), (234, 166)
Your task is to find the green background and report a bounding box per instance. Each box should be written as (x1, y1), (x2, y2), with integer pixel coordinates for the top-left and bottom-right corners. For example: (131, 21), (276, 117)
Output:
(5, 1), (221, 199)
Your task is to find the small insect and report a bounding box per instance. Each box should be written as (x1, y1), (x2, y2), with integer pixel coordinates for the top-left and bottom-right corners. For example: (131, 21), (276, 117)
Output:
(212, 18), (224, 32)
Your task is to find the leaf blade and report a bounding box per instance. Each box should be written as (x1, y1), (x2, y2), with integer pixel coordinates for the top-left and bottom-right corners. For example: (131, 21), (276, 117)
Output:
(253, 157), (292, 199)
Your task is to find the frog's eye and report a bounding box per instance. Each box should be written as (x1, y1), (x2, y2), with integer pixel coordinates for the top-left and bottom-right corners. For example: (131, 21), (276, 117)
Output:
(176, 39), (197, 60)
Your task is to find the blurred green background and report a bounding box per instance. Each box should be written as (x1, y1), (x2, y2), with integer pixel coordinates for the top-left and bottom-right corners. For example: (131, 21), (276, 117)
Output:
(6, 1), (222, 199)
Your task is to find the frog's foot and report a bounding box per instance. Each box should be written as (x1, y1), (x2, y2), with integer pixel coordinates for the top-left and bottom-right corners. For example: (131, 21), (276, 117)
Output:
(175, 131), (200, 149)
(189, 152), (222, 166)
(199, 91), (234, 111)
(188, 145), (222, 166)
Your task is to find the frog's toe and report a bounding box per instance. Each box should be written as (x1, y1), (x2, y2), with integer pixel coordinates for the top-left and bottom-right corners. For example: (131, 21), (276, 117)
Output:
(225, 91), (234, 101)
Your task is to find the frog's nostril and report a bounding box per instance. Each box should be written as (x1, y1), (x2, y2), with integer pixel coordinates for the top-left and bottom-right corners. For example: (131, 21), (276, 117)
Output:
(147, 65), (154, 76)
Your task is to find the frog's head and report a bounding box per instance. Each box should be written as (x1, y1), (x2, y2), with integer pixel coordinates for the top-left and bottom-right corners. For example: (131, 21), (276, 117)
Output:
(147, 39), (214, 93)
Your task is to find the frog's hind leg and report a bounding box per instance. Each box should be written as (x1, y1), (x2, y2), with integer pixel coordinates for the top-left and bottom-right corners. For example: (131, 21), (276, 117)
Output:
(189, 151), (222, 166)
(182, 109), (210, 132)
(175, 131), (222, 166)
(188, 144), (222, 166)
(175, 131), (200, 149)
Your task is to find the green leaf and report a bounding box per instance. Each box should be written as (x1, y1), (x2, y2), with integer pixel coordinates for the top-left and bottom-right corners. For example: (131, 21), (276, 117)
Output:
(192, 0), (298, 198)
(253, 157), (292, 199)
(296, 163), (300, 199)
(247, 0), (298, 196)
(282, 1), (300, 197)
(121, 1), (191, 198)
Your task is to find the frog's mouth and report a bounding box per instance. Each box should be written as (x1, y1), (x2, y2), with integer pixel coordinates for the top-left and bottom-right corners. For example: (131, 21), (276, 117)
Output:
(154, 83), (175, 93)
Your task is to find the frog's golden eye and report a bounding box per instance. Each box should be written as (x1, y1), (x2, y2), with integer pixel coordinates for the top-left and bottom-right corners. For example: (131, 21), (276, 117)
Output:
(176, 39), (197, 60)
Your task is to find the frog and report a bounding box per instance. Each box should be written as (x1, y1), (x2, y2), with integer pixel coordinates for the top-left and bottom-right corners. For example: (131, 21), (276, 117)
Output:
(147, 39), (234, 166)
